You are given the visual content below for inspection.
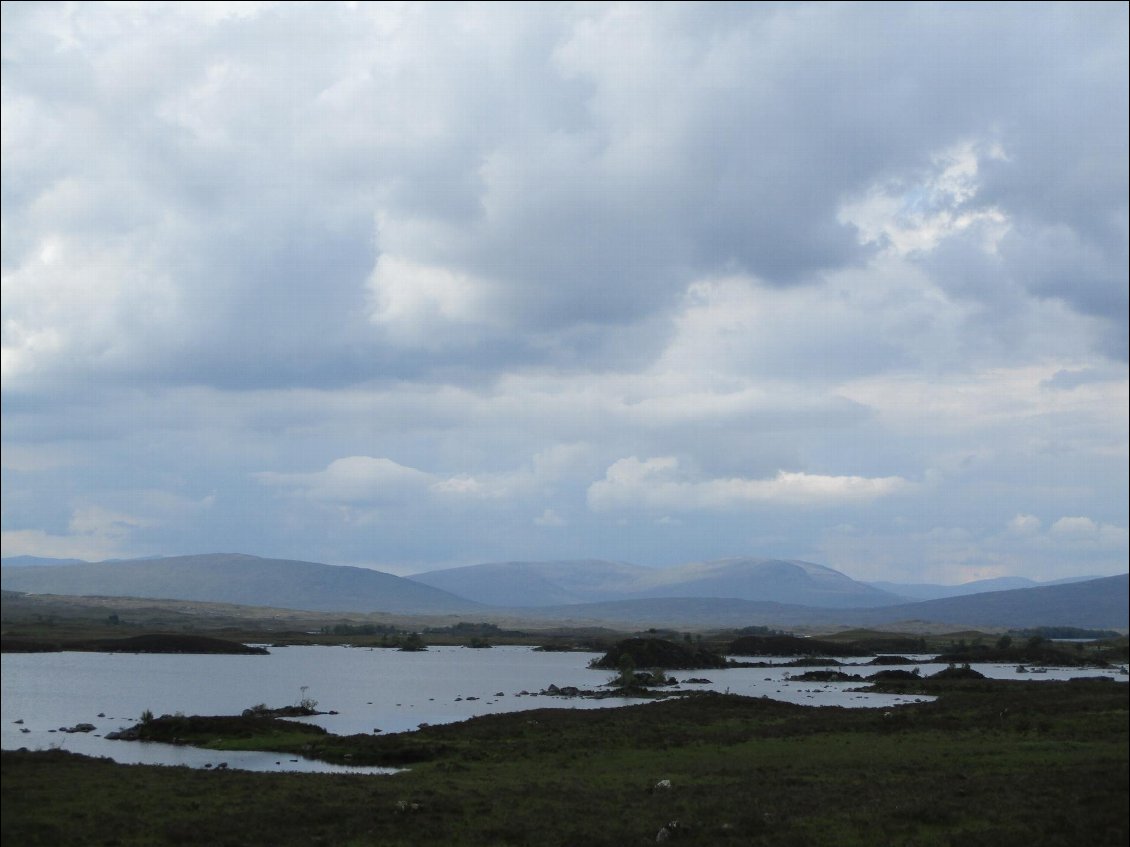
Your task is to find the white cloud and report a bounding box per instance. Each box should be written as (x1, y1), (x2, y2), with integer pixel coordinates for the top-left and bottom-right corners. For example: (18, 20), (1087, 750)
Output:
(587, 456), (910, 512)
(1, 505), (147, 562)
(1047, 516), (1127, 550)
(1050, 516), (1098, 535)
(1, 234), (181, 384)
(256, 456), (434, 504)
(0, 528), (125, 562)
(1007, 513), (1042, 535)
(534, 508), (567, 527)
(256, 450), (570, 508)
(839, 140), (1009, 256)
(367, 254), (499, 346)
(839, 366), (1128, 445)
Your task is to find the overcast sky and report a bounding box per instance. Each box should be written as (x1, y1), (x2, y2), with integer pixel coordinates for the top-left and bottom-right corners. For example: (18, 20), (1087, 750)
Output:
(2, 2), (1127, 584)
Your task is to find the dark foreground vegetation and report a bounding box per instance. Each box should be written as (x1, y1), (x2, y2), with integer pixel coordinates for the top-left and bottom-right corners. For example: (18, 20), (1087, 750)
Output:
(590, 636), (731, 670)
(728, 632), (873, 657)
(0, 632), (268, 655)
(4, 677), (1126, 847)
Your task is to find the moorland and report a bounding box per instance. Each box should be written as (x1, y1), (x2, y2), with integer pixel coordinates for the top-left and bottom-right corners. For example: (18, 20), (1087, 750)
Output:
(2, 590), (1128, 846)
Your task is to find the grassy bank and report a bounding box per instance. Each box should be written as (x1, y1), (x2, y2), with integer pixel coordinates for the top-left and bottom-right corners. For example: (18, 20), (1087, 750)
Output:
(3, 677), (1126, 846)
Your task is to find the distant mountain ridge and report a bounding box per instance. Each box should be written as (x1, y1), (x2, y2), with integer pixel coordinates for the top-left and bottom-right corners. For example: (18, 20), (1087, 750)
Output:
(509, 574), (1130, 630)
(868, 574), (1100, 601)
(1, 556), (88, 568)
(407, 559), (653, 607)
(3, 553), (1125, 630)
(0, 553), (481, 615)
(861, 574), (1130, 630)
(409, 557), (903, 609)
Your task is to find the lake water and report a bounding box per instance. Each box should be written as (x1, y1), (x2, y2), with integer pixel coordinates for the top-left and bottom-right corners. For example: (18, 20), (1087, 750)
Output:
(2, 645), (1121, 773)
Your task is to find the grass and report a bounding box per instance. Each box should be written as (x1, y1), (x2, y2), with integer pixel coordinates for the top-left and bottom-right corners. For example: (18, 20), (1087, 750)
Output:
(3, 678), (1127, 846)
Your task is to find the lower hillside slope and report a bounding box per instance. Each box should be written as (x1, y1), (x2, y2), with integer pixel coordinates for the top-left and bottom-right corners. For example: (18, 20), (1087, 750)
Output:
(0, 553), (481, 615)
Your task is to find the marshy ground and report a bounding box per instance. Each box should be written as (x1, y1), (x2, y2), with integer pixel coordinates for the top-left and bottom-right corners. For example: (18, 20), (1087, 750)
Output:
(3, 676), (1126, 846)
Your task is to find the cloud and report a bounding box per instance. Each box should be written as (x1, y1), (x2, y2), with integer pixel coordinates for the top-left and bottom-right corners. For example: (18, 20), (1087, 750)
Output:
(1051, 516), (1099, 535)
(4, 3), (1125, 395)
(0, 528), (124, 562)
(256, 457), (434, 505)
(1, 4), (1125, 581)
(1, 505), (147, 562)
(587, 457), (911, 512)
(1046, 516), (1128, 550)
(1007, 513), (1042, 535)
(255, 448), (579, 508)
(839, 140), (1010, 257)
(367, 255), (500, 347)
(533, 509), (567, 527)
(820, 512), (1129, 583)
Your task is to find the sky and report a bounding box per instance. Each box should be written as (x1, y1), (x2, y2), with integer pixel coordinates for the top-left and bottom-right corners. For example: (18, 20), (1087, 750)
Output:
(2, 2), (1127, 584)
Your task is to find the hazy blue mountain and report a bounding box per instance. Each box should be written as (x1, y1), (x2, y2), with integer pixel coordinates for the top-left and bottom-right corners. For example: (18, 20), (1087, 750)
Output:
(411, 557), (902, 609)
(868, 574), (1099, 601)
(408, 559), (656, 606)
(860, 574), (1129, 630)
(3, 552), (1121, 630)
(1, 556), (89, 568)
(625, 558), (902, 608)
(869, 576), (1038, 601)
(518, 574), (1129, 630)
(0, 553), (481, 614)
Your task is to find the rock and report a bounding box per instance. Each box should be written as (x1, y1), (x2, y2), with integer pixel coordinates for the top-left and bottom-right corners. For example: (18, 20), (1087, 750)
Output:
(656, 820), (680, 841)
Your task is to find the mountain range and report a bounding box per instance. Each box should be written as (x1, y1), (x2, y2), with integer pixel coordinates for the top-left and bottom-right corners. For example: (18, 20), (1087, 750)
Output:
(0, 553), (480, 615)
(514, 575), (1130, 631)
(2, 553), (1126, 630)
(410, 557), (902, 608)
(866, 574), (1099, 601)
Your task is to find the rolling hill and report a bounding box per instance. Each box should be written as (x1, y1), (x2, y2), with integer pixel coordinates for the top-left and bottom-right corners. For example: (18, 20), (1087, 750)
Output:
(3, 553), (1124, 631)
(626, 558), (902, 607)
(410, 557), (902, 608)
(407, 559), (655, 606)
(867, 574), (1099, 601)
(0, 553), (482, 615)
(858, 573), (1130, 630)
(515, 574), (1130, 630)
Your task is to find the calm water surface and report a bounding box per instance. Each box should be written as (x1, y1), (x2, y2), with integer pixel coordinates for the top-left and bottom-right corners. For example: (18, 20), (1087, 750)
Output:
(2, 645), (1120, 773)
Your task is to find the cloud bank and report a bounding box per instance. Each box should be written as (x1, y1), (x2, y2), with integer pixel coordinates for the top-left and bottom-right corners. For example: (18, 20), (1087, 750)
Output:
(2, 2), (1126, 582)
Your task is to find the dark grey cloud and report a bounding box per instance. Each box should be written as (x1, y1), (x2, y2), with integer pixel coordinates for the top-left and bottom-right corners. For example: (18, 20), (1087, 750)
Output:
(5, 2), (1123, 392)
